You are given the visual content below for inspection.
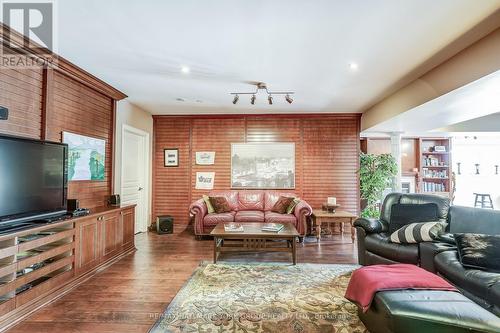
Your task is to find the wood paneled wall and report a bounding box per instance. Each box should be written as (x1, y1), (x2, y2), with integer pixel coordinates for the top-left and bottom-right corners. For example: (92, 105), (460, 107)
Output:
(153, 114), (361, 226)
(0, 23), (126, 209)
(0, 67), (44, 138)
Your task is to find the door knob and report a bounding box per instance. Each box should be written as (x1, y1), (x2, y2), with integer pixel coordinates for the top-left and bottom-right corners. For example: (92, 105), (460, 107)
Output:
(138, 187), (143, 191)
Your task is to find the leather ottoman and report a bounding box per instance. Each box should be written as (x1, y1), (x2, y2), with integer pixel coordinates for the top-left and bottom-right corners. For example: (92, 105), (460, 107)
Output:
(358, 290), (500, 333)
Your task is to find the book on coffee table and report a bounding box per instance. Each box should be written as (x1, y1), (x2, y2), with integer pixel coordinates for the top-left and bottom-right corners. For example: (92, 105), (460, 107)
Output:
(224, 223), (244, 232)
(261, 223), (284, 232)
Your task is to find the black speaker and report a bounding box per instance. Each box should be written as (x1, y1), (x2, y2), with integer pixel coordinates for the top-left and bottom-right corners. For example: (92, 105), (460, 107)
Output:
(0, 106), (8, 120)
(67, 199), (79, 212)
(157, 215), (173, 234)
(108, 194), (121, 206)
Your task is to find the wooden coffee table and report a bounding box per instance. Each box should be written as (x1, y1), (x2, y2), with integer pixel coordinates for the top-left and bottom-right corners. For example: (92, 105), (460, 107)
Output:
(210, 223), (300, 265)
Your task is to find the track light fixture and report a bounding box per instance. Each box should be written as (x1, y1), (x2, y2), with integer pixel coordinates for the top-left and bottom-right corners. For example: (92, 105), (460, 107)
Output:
(230, 82), (294, 105)
(250, 94), (256, 105)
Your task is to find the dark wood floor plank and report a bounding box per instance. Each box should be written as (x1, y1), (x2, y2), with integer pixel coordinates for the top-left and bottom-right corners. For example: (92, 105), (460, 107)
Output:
(7, 225), (357, 332)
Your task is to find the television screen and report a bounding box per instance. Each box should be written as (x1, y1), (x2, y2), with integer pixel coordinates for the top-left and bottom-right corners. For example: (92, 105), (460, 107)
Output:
(0, 135), (68, 224)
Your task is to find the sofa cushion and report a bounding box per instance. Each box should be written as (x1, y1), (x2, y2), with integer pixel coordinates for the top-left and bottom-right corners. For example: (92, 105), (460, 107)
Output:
(272, 196), (295, 214)
(264, 211), (297, 225)
(389, 203), (439, 233)
(435, 250), (500, 311)
(286, 198), (300, 214)
(208, 191), (239, 211)
(448, 205), (500, 235)
(264, 191), (297, 211)
(202, 195), (215, 214)
(235, 210), (264, 222)
(365, 232), (419, 264)
(237, 191), (264, 211)
(400, 193), (450, 221)
(209, 196), (232, 213)
(389, 221), (447, 244)
(455, 233), (500, 272)
(203, 211), (236, 226)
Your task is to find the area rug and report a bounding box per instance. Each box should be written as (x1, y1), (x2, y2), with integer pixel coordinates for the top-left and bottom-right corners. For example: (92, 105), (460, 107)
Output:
(149, 262), (367, 333)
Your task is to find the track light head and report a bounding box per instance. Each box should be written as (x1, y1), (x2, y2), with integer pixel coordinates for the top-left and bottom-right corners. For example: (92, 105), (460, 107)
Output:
(250, 94), (256, 105)
(232, 94), (239, 104)
(285, 94), (293, 104)
(268, 95), (273, 105)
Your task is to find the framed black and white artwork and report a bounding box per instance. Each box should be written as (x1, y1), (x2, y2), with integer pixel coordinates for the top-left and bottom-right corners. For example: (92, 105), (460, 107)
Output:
(231, 142), (295, 189)
(164, 148), (179, 167)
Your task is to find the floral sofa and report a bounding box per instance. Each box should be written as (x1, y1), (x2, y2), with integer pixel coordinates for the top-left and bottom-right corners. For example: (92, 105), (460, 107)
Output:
(189, 190), (312, 237)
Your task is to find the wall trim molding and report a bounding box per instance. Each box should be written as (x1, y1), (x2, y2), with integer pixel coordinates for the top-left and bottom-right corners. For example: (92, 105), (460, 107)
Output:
(0, 23), (127, 101)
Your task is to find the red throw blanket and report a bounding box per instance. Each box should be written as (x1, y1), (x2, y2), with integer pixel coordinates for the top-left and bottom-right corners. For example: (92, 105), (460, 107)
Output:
(345, 264), (458, 312)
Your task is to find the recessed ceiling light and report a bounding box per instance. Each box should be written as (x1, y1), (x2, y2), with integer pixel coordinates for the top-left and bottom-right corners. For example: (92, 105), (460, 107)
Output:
(349, 62), (359, 71)
(181, 66), (190, 73)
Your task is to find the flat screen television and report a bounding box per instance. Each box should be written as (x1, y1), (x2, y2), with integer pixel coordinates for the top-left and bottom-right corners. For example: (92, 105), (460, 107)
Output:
(0, 134), (68, 225)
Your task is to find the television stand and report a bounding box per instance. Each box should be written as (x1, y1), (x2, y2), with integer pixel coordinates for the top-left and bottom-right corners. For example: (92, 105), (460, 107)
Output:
(0, 205), (136, 331)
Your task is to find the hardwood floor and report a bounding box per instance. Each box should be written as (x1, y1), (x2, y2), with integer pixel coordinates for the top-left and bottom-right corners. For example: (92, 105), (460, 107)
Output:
(7, 225), (358, 333)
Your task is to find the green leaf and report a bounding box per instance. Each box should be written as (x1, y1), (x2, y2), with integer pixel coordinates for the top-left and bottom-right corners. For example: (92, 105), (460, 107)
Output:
(359, 152), (398, 218)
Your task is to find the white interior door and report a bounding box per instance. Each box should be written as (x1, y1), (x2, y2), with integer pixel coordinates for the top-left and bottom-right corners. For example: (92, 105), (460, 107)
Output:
(121, 125), (149, 233)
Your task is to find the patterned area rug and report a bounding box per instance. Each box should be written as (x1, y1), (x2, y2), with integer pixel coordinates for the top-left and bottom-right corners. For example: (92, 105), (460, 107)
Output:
(149, 262), (367, 333)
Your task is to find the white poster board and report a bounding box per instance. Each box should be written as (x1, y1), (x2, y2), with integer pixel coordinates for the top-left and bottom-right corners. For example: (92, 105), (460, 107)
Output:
(196, 152), (215, 165)
(195, 172), (215, 190)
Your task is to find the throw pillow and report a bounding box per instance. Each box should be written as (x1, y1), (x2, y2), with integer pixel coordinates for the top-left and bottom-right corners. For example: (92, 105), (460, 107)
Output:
(272, 196), (295, 214)
(454, 233), (500, 272)
(390, 221), (447, 244)
(389, 203), (439, 233)
(209, 196), (231, 214)
(202, 195), (215, 214)
(286, 198), (301, 214)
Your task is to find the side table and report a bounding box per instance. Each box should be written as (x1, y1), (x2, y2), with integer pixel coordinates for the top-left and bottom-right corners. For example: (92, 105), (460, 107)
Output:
(312, 209), (358, 243)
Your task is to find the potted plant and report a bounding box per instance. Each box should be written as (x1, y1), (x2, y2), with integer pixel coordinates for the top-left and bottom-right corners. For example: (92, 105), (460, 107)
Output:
(359, 152), (398, 218)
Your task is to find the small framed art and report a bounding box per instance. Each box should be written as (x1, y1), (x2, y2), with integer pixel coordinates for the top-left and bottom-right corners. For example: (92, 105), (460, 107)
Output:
(164, 148), (179, 167)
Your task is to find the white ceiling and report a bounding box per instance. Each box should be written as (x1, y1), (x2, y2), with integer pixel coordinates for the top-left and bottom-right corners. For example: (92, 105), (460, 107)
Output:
(50, 0), (500, 114)
(437, 112), (500, 132)
(363, 70), (500, 135)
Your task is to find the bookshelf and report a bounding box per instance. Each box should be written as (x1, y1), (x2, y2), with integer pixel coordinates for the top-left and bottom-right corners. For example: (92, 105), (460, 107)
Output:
(419, 138), (452, 195)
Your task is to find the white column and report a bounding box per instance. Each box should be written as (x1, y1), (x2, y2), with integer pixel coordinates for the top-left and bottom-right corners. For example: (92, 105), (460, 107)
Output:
(390, 132), (402, 192)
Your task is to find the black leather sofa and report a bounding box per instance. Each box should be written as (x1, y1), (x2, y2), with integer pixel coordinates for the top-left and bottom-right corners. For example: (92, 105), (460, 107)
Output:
(354, 193), (500, 316)
(354, 193), (450, 266)
(433, 206), (500, 316)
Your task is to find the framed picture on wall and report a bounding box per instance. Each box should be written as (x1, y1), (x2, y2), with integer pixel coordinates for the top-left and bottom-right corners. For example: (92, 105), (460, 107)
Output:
(62, 131), (106, 181)
(231, 142), (295, 189)
(164, 148), (179, 167)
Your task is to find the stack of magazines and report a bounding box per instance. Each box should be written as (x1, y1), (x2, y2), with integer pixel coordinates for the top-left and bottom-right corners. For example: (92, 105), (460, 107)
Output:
(261, 223), (284, 232)
(224, 223), (244, 232)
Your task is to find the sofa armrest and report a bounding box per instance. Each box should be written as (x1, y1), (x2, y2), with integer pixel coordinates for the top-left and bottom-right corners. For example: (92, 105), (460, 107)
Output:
(353, 218), (388, 234)
(294, 200), (312, 236)
(189, 198), (208, 235)
(419, 241), (457, 273)
(436, 233), (456, 245)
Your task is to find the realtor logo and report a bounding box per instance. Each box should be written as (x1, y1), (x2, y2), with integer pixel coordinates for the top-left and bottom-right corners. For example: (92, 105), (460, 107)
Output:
(1, 1), (56, 67)
(1, 0), (54, 53)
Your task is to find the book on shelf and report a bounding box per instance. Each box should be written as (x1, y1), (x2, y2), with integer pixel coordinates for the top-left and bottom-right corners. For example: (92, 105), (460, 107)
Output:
(422, 168), (448, 179)
(261, 223), (284, 232)
(223, 223), (244, 232)
(422, 182), (446, 192)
